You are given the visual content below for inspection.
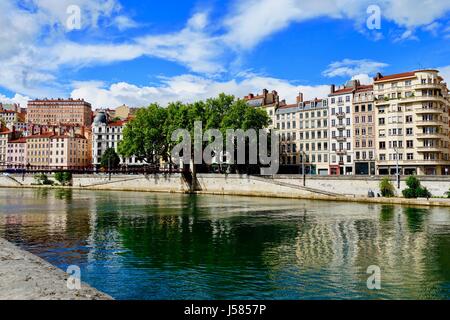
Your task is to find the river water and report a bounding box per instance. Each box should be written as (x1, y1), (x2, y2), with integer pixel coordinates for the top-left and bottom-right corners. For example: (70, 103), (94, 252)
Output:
(0, 188), (448, 300)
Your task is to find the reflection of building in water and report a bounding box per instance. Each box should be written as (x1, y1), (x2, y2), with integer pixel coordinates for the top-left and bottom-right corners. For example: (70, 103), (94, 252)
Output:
(293, 206), (433, 297)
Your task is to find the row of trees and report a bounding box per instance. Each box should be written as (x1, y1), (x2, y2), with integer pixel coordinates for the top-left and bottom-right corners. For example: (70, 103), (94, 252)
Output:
(116, 94), (270, 173)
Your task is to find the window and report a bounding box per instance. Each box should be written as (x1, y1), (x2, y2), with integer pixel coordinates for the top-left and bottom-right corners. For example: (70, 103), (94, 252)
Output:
(379, 118), (385, 125)
(379, 142), (386, 149)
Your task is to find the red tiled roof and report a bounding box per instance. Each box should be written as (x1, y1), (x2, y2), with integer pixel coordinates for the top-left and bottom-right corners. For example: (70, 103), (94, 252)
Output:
(374, 71), (416, 82)
(355, 85), (373, 92)
(108, 120), (126, 127)
(329, 87), (354, 96)
(25, 132), (54, 139)
(244, 95), (264, 101)
(0, 127), (11, 134)
(9, 138), (26, 144)
(26, 132), (86, 140)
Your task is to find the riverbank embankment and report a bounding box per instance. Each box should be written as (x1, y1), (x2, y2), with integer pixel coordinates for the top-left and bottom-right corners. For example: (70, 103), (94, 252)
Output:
(1, 173), (449, 207)
(0, 238), (112, 300)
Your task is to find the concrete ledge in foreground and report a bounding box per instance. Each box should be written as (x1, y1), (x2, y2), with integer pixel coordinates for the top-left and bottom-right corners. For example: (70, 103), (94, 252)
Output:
(0, 239), (112, 300)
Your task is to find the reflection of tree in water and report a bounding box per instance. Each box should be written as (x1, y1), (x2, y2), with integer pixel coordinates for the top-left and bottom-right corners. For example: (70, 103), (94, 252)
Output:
(380, 205), (395, 223)
(403, 207), (428, 233)
(55, 189), (73, 201)
(109, 195), (299, 270)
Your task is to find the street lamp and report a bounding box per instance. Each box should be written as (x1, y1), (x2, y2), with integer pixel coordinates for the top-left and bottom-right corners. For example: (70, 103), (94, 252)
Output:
(394, 146), (400, 189)
(301, 151), (306, 187)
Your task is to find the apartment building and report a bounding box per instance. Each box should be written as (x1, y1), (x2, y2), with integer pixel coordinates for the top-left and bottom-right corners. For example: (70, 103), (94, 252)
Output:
(275, 103), (299, 166)
(353, 85), (376, 175)
(0, 125), (12, 166)
(92, 110), (141, 169)
(328, 81), (359, 175)
(297, 98), (330, 175)
(115, 104), (138, 120)
(7, 138), (26, 168)
(0, 110), (18, 123)
(27, 98), (92, 126)
(26, 128), (91, 169)
(245, 89), (280, 128)
(374, 70), (450, 175)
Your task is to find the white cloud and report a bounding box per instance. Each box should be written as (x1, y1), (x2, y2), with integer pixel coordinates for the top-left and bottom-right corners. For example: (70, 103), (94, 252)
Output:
(70, 73), (331, 109)
(322, 59), (388, 78)
(0, 93), (30, 108)
(351, 74), (374, 85)
(223, 0), (450, 49)
(393, 29), (419, 42)
(439, 65), (450, 84)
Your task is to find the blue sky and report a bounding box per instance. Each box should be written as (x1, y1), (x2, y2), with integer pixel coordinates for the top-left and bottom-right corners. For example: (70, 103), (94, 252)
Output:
(0, 0), (449, 108)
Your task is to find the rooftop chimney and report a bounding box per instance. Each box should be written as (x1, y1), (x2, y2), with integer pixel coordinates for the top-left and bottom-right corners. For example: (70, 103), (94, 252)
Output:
(330, 84), (336, 94)
(296, 92), (304, 104)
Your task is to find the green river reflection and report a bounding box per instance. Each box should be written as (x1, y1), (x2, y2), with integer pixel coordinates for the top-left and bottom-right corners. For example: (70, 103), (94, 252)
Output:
(0, 188), (449, 300)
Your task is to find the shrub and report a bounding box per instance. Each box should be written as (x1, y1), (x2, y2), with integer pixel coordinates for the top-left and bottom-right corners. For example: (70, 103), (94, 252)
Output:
(446, 188), (450, 199)
(402, 176), (431, 199)
(54, 172), (72, 186)
(379, 177), (395, 197)
(34, 174), (54, 186)
(402, 188), (416, 199)
(406, 176), (420, 190)
(417, 187), (431, 199)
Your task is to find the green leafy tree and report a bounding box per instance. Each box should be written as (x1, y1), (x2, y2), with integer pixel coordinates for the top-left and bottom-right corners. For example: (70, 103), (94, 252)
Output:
(54, 172), (72, 186)
(402, 176), (432, 198)
(445, 188), (450, 198)
(100, 148), (121, 170)
(118, 104), (168, 165)
(379, 177), (395, 197)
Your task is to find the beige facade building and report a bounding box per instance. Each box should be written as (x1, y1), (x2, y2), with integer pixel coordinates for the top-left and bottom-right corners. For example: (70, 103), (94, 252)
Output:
(353, 85), (376, 175)
(245, 89), (280, 129)
(27, 98), (92, 126)
(374, 70), (450, 175)
(0, 125), (12, 167)
(26, 128), (91, 170)
(115, 105), (138, 120)
(297, 98), (330, 175)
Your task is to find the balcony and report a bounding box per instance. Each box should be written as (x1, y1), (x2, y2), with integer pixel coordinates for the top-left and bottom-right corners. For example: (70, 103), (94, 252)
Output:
(336, 112), (345, 119)
(416, 120), (444, 127)
(401, 95), (447, 104)
(336, 124), (346, 130)
(416, 133), (444, 139)
(417, 146), (443, 153)
(336, 149), (347, 156)
(415, 106), (443, 114)
(334, 136), (347, 142)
